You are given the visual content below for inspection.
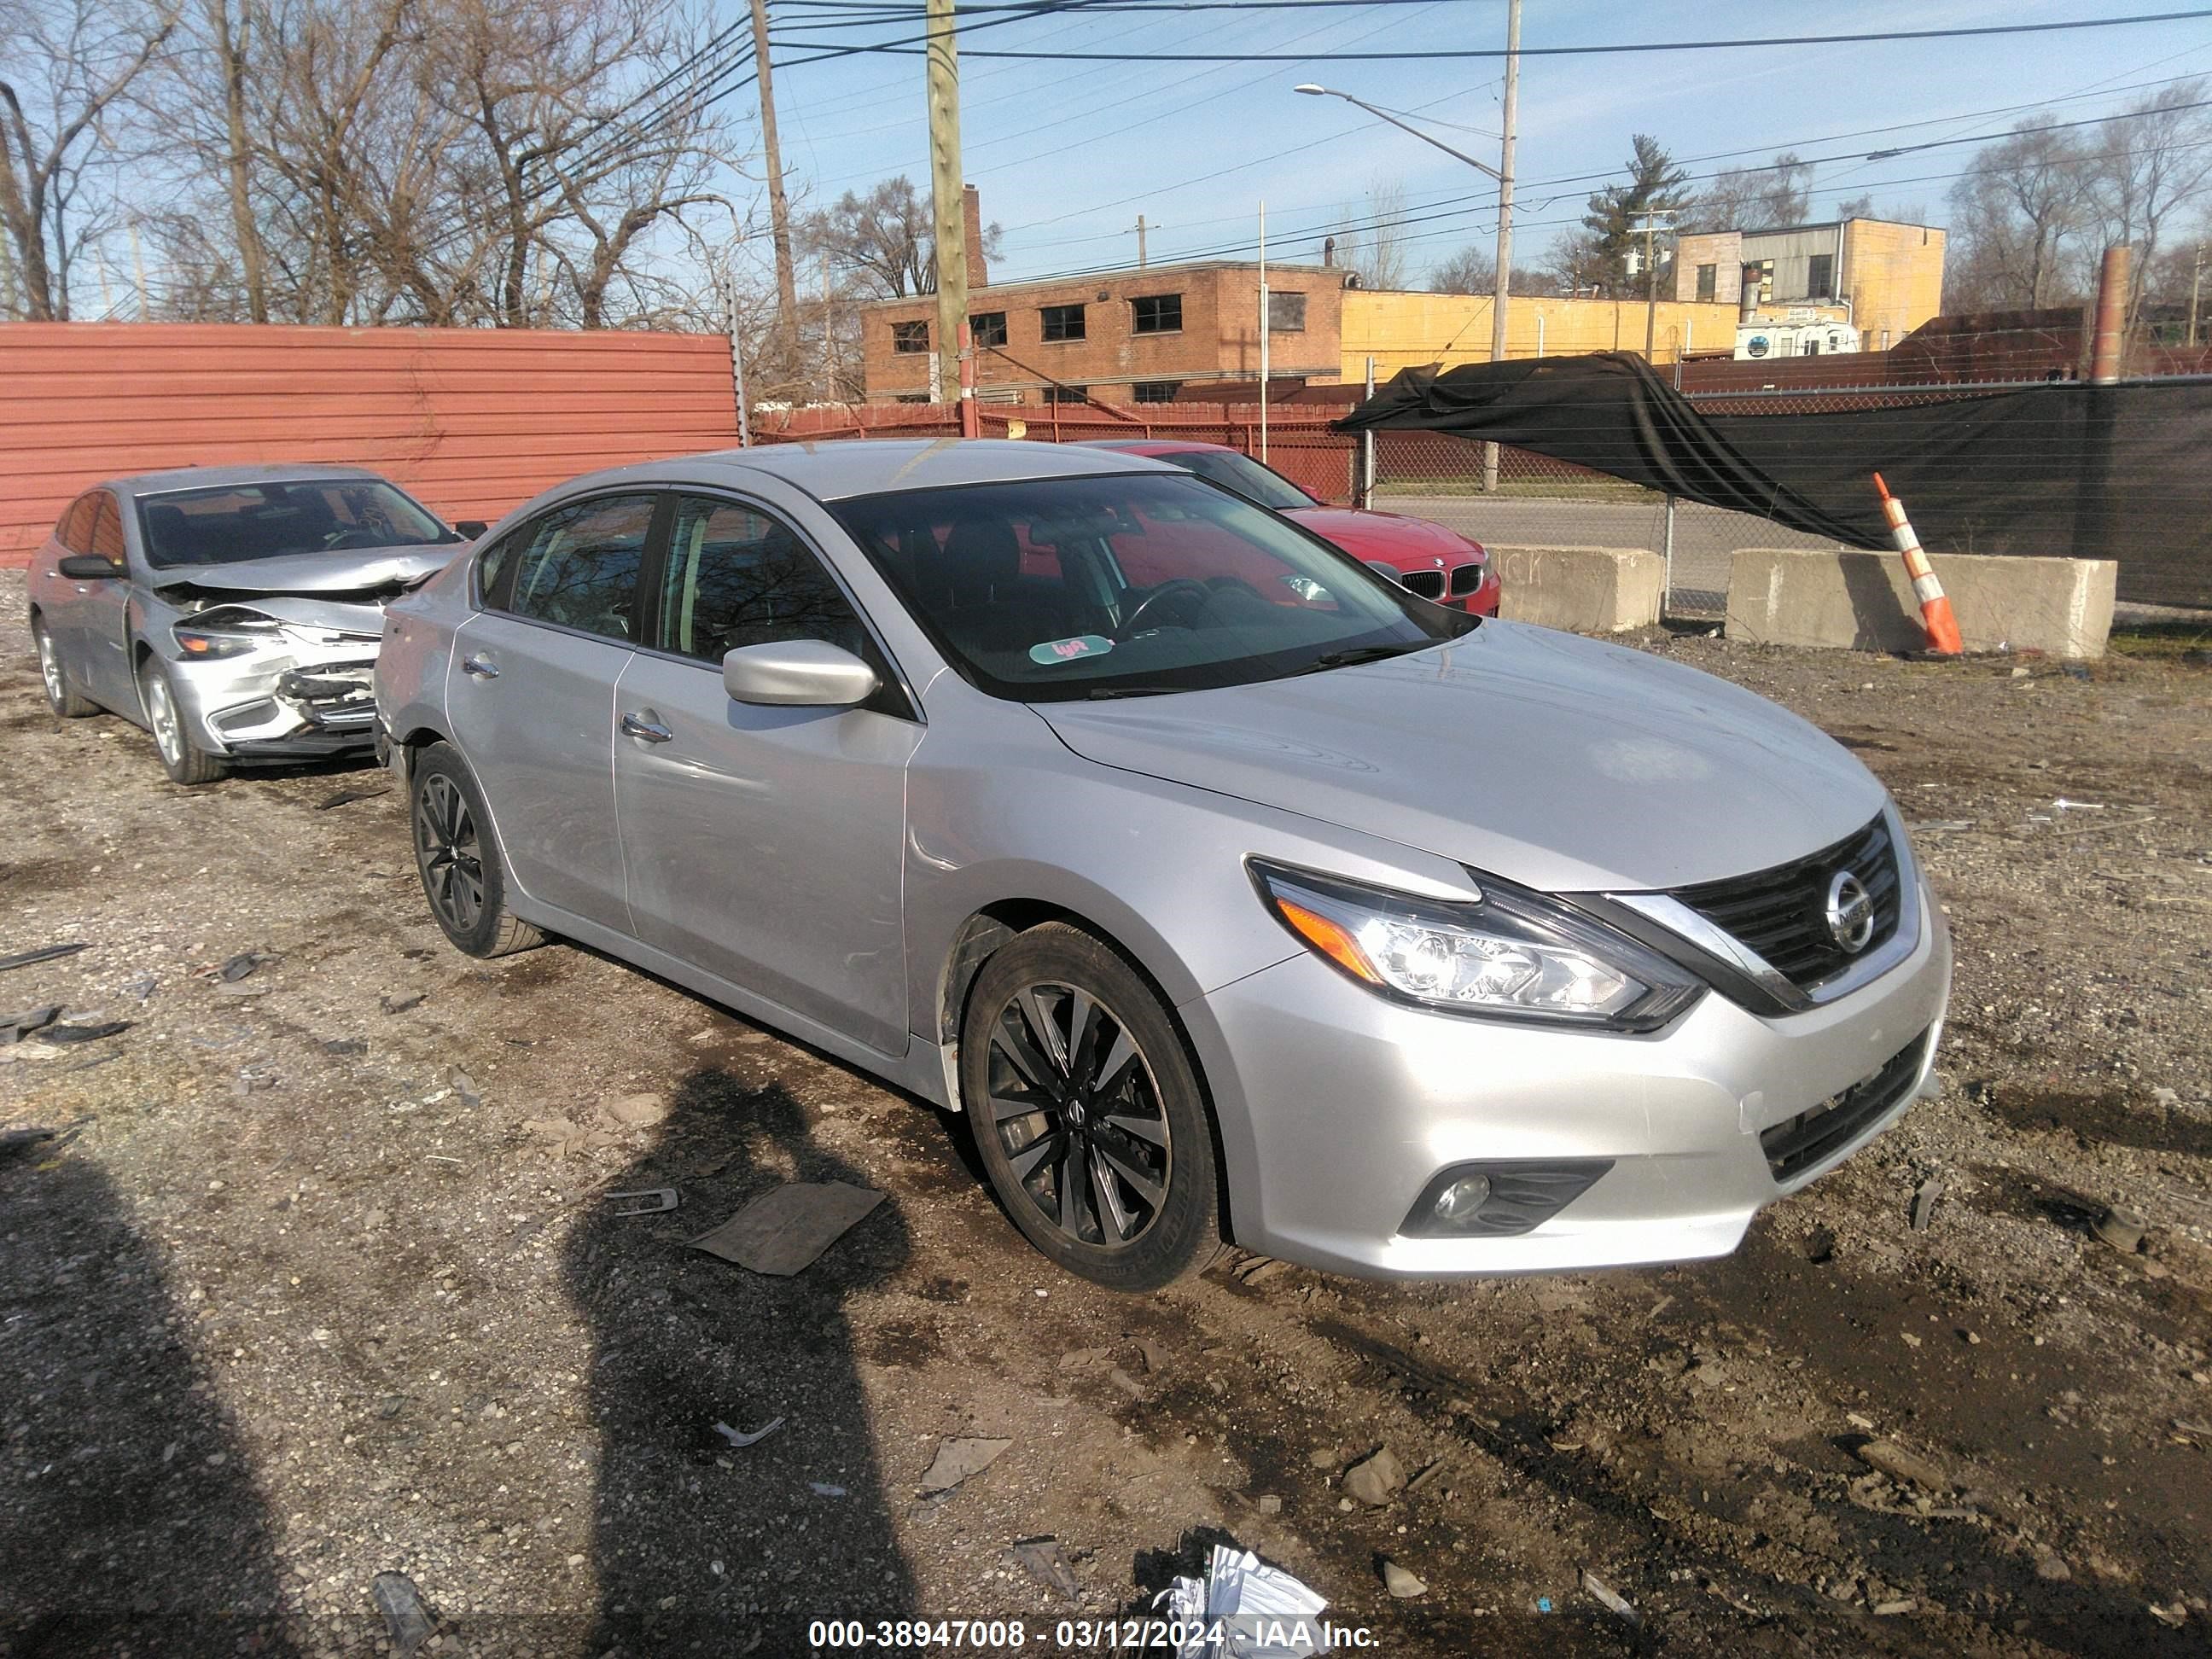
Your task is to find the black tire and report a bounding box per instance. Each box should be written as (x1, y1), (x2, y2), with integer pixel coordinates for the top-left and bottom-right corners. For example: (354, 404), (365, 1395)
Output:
(32, 614), (97, 718)
(960, 923), (1221, 1292)
(137, 655), (228, 785)
(410, 742), (544, 958)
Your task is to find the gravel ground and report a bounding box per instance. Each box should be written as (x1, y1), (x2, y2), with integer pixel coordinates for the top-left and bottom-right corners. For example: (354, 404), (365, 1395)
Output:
(3, 566), (2209, 1659)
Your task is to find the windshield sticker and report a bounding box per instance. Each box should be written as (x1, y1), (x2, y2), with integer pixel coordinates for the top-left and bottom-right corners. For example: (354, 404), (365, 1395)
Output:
(1029, 633), (1114, 666)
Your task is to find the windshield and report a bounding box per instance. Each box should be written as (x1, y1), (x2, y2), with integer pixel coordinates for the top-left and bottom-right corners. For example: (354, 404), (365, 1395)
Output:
(137, 480), (457, 569)
(830, 473), (1474, 702)
(1161, 448), (1316, 513)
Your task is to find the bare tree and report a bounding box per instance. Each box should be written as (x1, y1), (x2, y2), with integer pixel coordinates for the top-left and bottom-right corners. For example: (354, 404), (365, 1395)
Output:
(799, 174), (1001, 300)
(1428, 242), (1548, 296)
(1686, 152), (1813, 233)
(1332, 176), (1410, 291)
(2083, 80), (2212, 331)
(1943, 123), (2093, 311)
(0, 0), (178, 318)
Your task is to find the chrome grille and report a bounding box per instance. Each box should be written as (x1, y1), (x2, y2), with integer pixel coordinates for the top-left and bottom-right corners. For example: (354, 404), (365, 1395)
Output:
(1448, 561), (1485, 597)
(1401, 569), (1445, 599)
(1672, 814), (1901, 991)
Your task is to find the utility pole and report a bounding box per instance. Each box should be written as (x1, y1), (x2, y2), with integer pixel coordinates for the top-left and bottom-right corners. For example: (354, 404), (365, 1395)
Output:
(1132, 214), (1148, 268)
(129, 221), (149, 320)
(2190, 242), (2204, 349)
(821, 255), (835, 399)
(925, 0), (969, 406)
(1258, 201), (1269, 463)
(748, 0), (799, 323)
(1633, 208), (1675, 363)
(1482, 0), (1519, 492)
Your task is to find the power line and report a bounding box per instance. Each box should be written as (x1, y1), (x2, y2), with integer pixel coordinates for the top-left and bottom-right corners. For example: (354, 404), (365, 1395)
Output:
(770, 9), (2212, 64)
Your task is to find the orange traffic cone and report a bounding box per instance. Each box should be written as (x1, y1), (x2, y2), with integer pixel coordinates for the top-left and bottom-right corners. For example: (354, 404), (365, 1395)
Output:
(1871, 473), (1963, 656)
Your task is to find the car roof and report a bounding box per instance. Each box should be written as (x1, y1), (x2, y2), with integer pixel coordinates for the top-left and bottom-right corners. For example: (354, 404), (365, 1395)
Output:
(1079, 438), (1231, 457)
(545, 438), (1179, 504)
(103, 463), (394, 498)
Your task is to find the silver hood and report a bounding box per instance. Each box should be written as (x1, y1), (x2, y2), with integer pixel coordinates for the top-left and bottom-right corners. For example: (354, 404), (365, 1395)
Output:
(148, 545), (457, 596)
(1038, 620), (1889, 894)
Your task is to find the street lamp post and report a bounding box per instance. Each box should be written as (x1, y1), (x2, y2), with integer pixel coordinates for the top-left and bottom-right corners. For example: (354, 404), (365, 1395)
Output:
(1298, 0), (1518, 490)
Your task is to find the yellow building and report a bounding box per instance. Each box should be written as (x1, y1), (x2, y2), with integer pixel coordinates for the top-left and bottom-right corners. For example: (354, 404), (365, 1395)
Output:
(1672, 218), (1947, 352)
(1336, 291), (1743, 382)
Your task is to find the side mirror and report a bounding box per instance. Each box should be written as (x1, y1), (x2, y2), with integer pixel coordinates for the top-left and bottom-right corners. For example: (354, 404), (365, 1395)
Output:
(454, 520), (488, 539)
(722, 640), (878, 707)
(58, 554), (125, 580)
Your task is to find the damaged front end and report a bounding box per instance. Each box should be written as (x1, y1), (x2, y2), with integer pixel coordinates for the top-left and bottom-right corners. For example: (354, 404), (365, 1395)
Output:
(160, 586), (411, 760)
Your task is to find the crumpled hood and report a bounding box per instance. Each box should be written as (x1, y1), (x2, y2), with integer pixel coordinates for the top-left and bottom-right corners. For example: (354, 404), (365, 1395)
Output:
(1285, 504), (1480, 568)
(149, 545), (456, 596)
(1038, 621), (1888, 893)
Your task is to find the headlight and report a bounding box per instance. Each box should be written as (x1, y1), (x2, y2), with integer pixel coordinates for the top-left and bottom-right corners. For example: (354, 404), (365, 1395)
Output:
(1249, 859), (1703, 1032)
(173, 605), (282, 660)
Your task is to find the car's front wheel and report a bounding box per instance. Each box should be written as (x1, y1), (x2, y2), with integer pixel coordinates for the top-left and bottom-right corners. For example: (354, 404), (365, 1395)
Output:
(961, 923), (1221, 1291)
(33, 616), (97, 719)
(138, 657), (227, 785)
(410, 742), (543, 958)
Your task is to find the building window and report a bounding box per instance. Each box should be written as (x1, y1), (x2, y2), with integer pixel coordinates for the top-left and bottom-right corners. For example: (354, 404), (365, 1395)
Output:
(1042, 384), (1088, 404)
(1132, 381), (1182, 404)
(1695, 263), (1716, 303)
(1266, 291), (1306, 333)
(1131, 294), (1182, 335)
(1806, 253), (1834, 299)
(890, 320), (928, 354)
(971, 311), (1007, 346)
(1040, 304), (1086, 342)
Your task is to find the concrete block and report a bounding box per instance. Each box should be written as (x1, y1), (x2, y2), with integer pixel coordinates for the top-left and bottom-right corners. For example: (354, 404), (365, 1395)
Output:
(1487, 544), (1666, 634)
(1726, 548), (2117, 660)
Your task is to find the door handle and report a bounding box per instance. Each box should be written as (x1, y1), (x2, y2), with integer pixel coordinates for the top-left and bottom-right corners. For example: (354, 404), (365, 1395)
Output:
(620, 712), (673, 743)
(461, 655), (499, 678)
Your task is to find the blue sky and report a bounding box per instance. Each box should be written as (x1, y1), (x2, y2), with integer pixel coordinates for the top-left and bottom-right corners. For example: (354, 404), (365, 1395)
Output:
(740, 0), (2212, 286)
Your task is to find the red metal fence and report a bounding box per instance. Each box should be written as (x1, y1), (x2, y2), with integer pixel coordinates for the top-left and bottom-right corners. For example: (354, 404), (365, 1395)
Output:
(0, 322), (740, 565)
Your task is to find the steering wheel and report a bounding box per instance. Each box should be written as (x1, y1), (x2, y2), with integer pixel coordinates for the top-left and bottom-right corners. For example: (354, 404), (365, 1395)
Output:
(1117, 578), (1214, 638)
(323, 528), (388, 550)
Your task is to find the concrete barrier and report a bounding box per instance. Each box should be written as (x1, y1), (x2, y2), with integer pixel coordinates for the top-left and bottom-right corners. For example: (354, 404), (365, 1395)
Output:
(1726, 548), (2118, 660)
(1487, 544), (1666, 634)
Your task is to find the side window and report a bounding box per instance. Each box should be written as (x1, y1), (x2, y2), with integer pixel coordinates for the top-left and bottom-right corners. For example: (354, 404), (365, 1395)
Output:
(474, 524), (525, 607)
(57, 493), (100, 554)
(655, 495), (870, 663)
(90, 493), (125, 560)
(500, 493), (656, 640)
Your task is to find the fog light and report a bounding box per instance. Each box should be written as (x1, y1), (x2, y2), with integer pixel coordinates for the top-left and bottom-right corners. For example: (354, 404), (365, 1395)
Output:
(1432, 1174), (1492, 1226)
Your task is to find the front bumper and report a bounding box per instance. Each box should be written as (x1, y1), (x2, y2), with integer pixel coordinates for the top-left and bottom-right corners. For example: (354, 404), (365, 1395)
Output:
(1180, 872), (1951, 1278)
(168, 651), (380, 758)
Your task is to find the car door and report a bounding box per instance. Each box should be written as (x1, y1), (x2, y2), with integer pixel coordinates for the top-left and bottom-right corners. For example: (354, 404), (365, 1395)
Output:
(612, 491), (922, 1057)
(79, 492), (138, 708)
(39, 492), (105, 691)
(446, 491), (661, 931)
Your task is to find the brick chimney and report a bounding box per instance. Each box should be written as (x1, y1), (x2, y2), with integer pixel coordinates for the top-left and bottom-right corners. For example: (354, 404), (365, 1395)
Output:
(963, 184), (989, 290)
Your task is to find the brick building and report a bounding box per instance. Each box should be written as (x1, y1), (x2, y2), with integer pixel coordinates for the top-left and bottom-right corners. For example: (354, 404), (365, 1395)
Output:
(861, 260), (1348, 405)
(1672, 217), (1947, 350)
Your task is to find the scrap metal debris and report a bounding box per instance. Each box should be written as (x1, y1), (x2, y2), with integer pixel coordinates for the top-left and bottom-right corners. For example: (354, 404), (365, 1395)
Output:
(0, 942), (87, 974)
(1156, 1544), (1329, 1657)
(218, 951), (279, 982)
(690, 1181), (886, 1277)
(370, 1571), (436, 1657)
(918, 1436), (1011, 1495)
(1910, 1177), (1944, 1231)
(1, 1005), (61, 1044)
(606, 1187), (678, 1215)
(317, 788), (387, 810)
(2093, 1203), (2147, 1253)
(1010, 1537), (1081, 1599)
(712, 1416), (783, 1449)
(31, 1020), (131, 1045)
(1582, 1569), (1641, 1627)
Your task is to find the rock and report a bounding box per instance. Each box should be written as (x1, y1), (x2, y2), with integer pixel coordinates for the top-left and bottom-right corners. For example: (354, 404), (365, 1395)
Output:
(1057, 1347), (1111, 1372)
(1256, 1495), (1283, 1515)
(2034, 1551), (2071, 1581)
(1379, 1559), (1426, 1598)
(1343, 1446), (1406, 1507)
(1308, 1448), (1340, 1470)
(918, 1436), (1011, 1494)
(603, 1091), (670, 1127)
(1858, 1439), (1953, 1492)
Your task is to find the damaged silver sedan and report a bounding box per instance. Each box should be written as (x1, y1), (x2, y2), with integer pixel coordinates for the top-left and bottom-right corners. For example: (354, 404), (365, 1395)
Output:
(27, 465), (478, 783)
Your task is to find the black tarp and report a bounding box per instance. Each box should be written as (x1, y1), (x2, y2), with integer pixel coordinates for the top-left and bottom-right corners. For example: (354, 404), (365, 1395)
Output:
(1333, 352), (2212, 608)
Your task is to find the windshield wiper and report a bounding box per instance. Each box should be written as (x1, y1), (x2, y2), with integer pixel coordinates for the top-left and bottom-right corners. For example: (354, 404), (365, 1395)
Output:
(1293, 643), (1422, 676)
(1083, 684), (1183, 700)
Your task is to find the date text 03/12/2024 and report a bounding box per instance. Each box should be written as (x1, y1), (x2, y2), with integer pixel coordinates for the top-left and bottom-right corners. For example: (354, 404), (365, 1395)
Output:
(806, 1617), (1383, 1650)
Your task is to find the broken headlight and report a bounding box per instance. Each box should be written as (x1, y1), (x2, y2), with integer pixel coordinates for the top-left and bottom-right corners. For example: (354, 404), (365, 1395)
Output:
(1249, 859), (1703, 1032)
(173, 605), (282, 660)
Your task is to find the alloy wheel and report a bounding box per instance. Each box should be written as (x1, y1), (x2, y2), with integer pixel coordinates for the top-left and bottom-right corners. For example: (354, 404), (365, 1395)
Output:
(37, 629), (64, 706)
(144, 670), (183, 765)
(983, 981), (1173, 1249)
(416, 773), (486, 934)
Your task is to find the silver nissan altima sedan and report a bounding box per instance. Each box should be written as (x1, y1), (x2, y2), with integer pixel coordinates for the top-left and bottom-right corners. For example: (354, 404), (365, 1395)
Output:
(375, 439), (1950, 1290)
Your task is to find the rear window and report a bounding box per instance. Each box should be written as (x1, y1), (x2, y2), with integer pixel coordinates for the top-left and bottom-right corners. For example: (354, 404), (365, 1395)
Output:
(137, 480), (455, 569)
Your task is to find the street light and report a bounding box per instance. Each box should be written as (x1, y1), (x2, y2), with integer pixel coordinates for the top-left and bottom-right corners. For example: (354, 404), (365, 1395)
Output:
(1296, 0), (1517, 492)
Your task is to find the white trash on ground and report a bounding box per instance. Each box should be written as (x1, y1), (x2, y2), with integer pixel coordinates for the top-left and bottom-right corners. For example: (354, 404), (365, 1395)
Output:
(1155, 1545), (1329, 1657)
